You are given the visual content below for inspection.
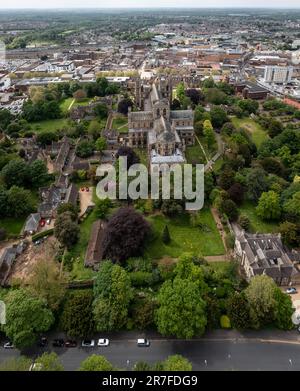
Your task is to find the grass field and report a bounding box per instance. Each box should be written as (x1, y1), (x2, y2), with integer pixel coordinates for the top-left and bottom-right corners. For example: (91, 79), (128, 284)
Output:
(231, 117), (269, 147)
(30, 118), (69, 133)
(112, 116), (128, 133)
(238, 201), (279, 233)
(145, 209), (225, 259)
(133, 148), (148, 166)
(0, 217), (26, 236)
(185, 144), (206, 164)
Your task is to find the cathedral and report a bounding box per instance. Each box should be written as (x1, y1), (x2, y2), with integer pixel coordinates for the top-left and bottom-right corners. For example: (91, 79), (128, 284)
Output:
(128, 77), (195, 172)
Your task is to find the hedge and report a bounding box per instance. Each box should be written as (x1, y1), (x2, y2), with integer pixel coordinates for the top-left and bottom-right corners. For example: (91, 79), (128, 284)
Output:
(32, 228), (54, 242)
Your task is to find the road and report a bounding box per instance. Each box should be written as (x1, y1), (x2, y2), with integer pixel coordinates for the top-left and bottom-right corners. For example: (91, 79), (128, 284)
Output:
(2, 330), (300, 370)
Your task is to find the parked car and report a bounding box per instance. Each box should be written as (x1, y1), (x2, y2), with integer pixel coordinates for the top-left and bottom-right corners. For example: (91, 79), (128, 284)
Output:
(40, 220), (46, 227)
(286, 287), (297, 294)
(38, 337), (48, 347)
(85, 187), (90, 192)
(33, 240), (41, 246)
(137, 338), (150, 347)
(98, 338), (109, 347)
(52, 339), (65, 348)
(65, 340), (77, 348)
(297, 325), (300, 333)
(46, 218), (51, 225)
(3, 341), (14, 349)
(81, 339), (95, 347)
(81, 187), (85, 192)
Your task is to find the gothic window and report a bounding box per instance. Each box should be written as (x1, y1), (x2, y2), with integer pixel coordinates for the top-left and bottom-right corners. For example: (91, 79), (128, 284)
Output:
(163, 108), (167, 117)
(157, 108), (160, 117)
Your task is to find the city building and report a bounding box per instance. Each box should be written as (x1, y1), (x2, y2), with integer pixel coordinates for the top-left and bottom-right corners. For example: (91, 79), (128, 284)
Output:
(263, 66), (294, 84)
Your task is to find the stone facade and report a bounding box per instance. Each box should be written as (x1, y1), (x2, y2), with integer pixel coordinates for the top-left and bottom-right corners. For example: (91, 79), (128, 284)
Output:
(128, 77), (195, 171)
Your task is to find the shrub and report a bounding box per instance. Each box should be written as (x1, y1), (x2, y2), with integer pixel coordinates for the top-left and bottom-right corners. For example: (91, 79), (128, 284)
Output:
(129, 271), (154, 287)
(220, 315), (231, 329)
(31, 228), (54, 242)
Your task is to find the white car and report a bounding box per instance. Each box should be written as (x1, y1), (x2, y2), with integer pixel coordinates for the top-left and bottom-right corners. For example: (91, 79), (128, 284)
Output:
(137, 338), (150, 347)
(46, 219), (51, 225)
(98, 338), (110, 347)
(81, 339), (95, 347)
(286, 287), (297, 294)
(3, 341), (14, 349)
(29, 363), (43, 371)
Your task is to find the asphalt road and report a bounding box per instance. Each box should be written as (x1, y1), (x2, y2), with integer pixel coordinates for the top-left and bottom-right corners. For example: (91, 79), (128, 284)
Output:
(2, 337), (300, 371)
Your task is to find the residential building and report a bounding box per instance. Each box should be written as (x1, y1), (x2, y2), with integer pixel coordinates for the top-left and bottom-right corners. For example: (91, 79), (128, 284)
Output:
(234, 231), (299, 286)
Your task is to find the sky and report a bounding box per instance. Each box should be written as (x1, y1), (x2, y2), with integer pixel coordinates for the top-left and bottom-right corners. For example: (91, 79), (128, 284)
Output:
(0, 1), (299, 9)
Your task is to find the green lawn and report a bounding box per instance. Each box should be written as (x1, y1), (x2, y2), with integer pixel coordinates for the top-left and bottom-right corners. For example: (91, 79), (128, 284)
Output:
(185, 144), (206, 164)
(238, 201), (279, 233)
(231, 117), (269, 147)
(67, 210), (98, 280)
(145, 209), (225, 259)
(30, 118), (69, 133)
(133, 148), (148, 166)
(112, 116), (128, 133)
(0, 217), (26, 236)
(59, 98), (74, 113)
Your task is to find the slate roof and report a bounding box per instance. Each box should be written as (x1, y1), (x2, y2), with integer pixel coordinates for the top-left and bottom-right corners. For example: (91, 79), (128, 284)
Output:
(84, 220), (106, 269)
(24, 213), (41, 233)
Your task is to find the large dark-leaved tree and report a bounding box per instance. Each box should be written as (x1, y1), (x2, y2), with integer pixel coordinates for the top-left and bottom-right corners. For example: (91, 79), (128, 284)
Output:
(100, 207), (150, 262)
(116, 146), (140, 169)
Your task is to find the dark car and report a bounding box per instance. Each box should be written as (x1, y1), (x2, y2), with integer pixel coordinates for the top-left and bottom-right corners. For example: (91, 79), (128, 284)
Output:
(38, 337), (48, 347)
(65, 340), (77, 348)
(52, 339), (65, 348)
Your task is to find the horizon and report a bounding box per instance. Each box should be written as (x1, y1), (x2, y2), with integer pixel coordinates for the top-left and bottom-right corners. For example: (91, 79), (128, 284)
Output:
(0, 4), (300, 10)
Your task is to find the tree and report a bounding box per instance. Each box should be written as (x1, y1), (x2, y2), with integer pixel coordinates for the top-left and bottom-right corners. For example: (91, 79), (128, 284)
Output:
(176, 82), (185, 103)
(246, 168), (268, 202)
(29, 160), (49, 188)
(156, 277), (207, 338)
(4, 289), (54, 349)
(228, 183), (244, 205)
(227, 293), (251, 329)
(0, 357), (31, 371)
(27, 259), (66, 311)
(162, 225), (171, 244)
(279, 221), (299, 247)
(1, 159), (28, 188)
(94, 103), (108, 119)
(116, 146), (140, 169)
(133, 361), (152, 371)
(0, 108), (13, 129)
(161, 199), (183, 216)
(73, 89), (87, 101)
(6, 186), (34, 217)
(283, 191), (300, 220)
(274, 288), (294, 330)
(0, 227), (6, 241)
(93, 261), (133, 331)
(54, 211), (79, 249)
(130, 296), (156, 330)
(36, 131), (58, 146)
(202, 78), (215, 88)
(57, 202), (78, 220)
(237, 99), (259, 115)
(244, 275), (277, 329)
(76, 140), (95, 158)
(60, 290), (95, 338)
(210, 106), (228, 128)
(220, 199), (239, 221)
(117, 98), (133, 115)
(204, 88), (227, 105)
(238, 214), (251, 231)
(185, 89), (203, 106)
(101, 207), (150, 262)
(95, 197), (112, 219)
(95, 136), (107, 153)
(162, 355), (192, 371)
(79, 355), (114, 371)
(203, 119), (215, 148)
(256, 191), (281, 220)
(34, 352), (64, 371)
(268, 119), (284, 138)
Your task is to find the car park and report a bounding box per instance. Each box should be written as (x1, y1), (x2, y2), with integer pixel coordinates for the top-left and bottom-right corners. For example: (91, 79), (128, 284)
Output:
(81, 339), (95, 347)
(97, 338), (109, 346)
(137, 338), (150, 347)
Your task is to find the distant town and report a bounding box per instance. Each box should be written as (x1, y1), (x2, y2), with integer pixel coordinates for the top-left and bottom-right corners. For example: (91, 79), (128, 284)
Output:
(0, 8), (300, 372)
